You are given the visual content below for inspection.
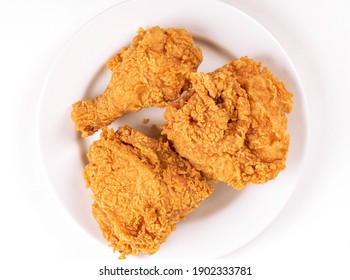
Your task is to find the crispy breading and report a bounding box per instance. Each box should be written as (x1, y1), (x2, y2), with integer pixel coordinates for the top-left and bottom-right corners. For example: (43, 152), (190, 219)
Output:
(162, 57), (293, 189)
(71, 26), (203, 137)
(84, 126), (213, 258)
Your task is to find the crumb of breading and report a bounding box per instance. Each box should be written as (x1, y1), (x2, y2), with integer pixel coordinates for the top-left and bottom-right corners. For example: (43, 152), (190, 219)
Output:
(150, 124), (158, 130)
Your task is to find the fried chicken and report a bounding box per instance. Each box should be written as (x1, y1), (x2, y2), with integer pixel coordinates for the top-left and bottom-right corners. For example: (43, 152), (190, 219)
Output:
(84, 126), (213, 258)
(162, 57), (293, 189)
(71, 26), (203, 137)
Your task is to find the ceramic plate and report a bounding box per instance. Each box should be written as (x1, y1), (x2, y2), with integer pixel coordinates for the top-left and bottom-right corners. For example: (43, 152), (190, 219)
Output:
(38, 0), (308, 259)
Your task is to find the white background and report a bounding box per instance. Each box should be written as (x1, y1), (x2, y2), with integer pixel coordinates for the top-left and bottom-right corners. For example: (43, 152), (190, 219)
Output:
(1, 0), (350, 279)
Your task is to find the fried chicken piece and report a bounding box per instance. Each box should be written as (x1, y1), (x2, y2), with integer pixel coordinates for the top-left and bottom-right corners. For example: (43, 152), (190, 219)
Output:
(84, 126), (213, 258)
(71, 26), (203, 137)
(162, 57), (293, 189)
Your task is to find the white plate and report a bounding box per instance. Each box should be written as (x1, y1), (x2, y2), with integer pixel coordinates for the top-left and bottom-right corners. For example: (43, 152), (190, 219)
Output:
(38, 0), (308, 259)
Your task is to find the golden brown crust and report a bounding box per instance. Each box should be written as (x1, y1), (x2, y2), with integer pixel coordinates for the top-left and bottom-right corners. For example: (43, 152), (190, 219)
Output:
(71, 26), (203, 137)
(84, 126), (213, 258)
(162, 56), (293, 189)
